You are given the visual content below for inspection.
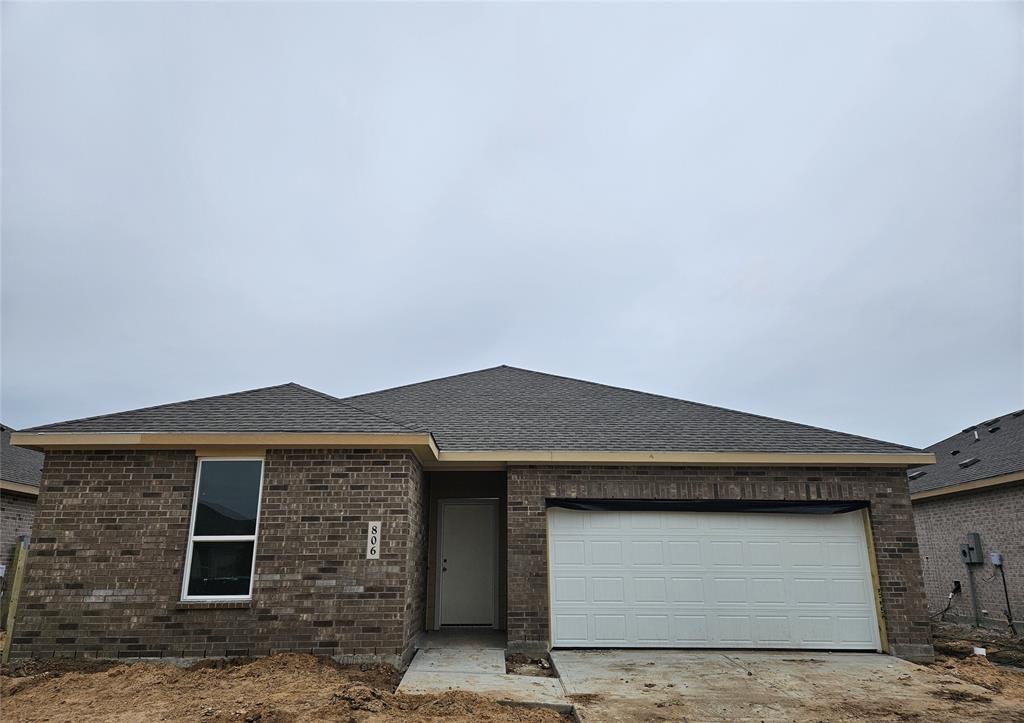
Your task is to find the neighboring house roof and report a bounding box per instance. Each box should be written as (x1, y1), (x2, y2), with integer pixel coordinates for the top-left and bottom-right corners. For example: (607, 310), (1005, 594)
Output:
(908, 408), (1024, 496)
(13, 366), (925, 460)
(1, 424), (44, 489)
(21, 383), (419, 435)
(342, 366), (919, 454)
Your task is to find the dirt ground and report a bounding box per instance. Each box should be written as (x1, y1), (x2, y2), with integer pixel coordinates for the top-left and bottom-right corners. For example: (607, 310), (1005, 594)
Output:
(506, 653), (557, 678)
(3, 623), (1023, 722)
(0, 654), (571, 723)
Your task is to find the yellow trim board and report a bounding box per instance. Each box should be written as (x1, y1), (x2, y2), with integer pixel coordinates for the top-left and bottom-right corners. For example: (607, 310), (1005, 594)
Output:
(862, 509), (889, 654)
(10, 432), (440, 467)
(911, 471), (1024, 501)
(9, 432), (932, 468)
(434, 450), (935, 467)
(0, 480), (40, 496)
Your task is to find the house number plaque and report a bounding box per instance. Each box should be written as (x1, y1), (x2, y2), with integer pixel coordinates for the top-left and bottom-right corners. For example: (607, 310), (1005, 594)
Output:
(366, 521), (381, 559)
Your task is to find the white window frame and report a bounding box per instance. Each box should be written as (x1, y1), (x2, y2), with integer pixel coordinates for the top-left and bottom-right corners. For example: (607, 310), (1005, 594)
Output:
(181, 457), (265, 602)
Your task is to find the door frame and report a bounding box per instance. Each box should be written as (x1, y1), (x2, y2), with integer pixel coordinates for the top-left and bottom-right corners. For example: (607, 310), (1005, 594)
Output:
(434, 498), (501, 630)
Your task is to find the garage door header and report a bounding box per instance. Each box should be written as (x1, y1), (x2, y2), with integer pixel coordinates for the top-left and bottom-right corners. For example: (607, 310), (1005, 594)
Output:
(546, 498), (869, 515)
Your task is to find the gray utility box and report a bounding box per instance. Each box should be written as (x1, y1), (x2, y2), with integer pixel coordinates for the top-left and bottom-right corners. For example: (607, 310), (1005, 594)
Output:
(960, 533), (983, 564)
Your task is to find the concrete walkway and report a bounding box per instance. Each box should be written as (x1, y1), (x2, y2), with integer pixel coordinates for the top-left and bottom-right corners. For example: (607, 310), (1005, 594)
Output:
(397, 647), (569, 710)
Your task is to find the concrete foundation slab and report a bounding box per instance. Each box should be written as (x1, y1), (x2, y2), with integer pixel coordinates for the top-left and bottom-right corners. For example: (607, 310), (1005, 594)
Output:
(405, 647), (506, 675)
(398, 670), (569, 709)
(551, 649), (1013, 722)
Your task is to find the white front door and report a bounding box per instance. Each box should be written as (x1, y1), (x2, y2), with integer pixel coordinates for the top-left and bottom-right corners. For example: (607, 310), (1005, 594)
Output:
(439, 500), (497, 626)
(548, 508), (881, 650)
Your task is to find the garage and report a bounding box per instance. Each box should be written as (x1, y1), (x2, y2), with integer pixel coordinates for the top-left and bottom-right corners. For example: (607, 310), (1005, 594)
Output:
(547, 506), (882, 650)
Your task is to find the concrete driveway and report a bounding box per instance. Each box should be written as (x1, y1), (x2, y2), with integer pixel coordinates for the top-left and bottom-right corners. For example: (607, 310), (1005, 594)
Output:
(550, 650), (1022, 722)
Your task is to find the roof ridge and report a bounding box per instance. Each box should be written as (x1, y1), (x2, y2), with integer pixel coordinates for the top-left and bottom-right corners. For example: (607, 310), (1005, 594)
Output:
(343, 365), (509, 401)
(22, 382), (299, 432)
(285, 383), (427, 434)
(501, 365), (923, 453)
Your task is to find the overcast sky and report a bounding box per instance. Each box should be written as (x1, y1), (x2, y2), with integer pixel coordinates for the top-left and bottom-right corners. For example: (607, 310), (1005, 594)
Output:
(2, 2), (1021, 449)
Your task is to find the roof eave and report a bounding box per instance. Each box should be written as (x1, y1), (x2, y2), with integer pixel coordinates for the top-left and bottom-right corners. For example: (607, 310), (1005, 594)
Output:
(911, 470), (1024, 501)
(0, 479), (40, 496)
(9, 432), (932, 469)
(433, 449), (934, 467)
(9, 431), (441, 467)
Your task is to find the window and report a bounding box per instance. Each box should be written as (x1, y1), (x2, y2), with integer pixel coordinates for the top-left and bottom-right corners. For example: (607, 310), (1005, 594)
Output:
(182, 458), (264, 600)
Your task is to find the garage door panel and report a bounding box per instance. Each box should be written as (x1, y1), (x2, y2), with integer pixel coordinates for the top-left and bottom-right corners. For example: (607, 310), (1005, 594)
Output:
(751, 577), (787, 604)
(710, 541), (745, 566)
(636, 615), (670, 643)
(588, 511), (624, 530)
(548, 509), (880, 650)
(668, 541), (702, 565)
(593, 615), (627, 641)
(749, 541), (783, 566)
(592, 577), (625, 603)
(552, 540), (585, 564)
(591, 540), (623, 565)
(628, 541), (662, 565)
(755, 616), (792, 643)
(828, 542), (863, 567)
(670, 577), (705, 602)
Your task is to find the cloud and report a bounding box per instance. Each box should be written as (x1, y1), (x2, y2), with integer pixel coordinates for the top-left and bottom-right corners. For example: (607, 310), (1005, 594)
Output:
(2, 1), (1021, 447)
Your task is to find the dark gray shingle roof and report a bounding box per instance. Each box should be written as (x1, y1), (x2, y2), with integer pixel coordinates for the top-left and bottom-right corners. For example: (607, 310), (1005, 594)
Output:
(22, 383), (419, 435)
(1, 424), (44, 487)
(342, 366), (919, 454)
(19, 367), (921, 456)
(909, 409), (1024, 494)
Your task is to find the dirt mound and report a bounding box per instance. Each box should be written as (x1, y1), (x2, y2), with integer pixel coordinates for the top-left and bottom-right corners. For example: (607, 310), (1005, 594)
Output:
(332, 682), (390, 712)
(1, 653), (569, 722)
(932, 654), (1024, 699)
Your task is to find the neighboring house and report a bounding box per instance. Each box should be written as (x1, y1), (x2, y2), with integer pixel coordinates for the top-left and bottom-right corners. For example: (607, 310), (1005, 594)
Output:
(909, 409), (1024, 631)
(9, 366), (936, 664)
(1, 424), (44, 571)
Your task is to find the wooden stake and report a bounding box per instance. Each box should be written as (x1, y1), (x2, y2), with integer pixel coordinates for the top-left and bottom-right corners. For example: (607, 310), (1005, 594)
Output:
(2, 536), (30, 663)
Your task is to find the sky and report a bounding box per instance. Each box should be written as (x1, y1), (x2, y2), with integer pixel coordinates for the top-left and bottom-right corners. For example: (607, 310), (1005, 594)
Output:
(1, 1), (1021, 449)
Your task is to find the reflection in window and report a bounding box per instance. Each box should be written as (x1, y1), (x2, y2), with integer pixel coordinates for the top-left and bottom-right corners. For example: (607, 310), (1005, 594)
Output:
(183, 459), (263, 599)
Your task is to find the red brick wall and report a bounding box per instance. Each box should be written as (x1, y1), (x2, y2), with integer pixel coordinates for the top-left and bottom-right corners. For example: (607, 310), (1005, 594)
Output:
(10, 448), (425, 664)
(507, 464), (934, 662)
(1, 490), (36, 570)
(913, 483), (1024, 629)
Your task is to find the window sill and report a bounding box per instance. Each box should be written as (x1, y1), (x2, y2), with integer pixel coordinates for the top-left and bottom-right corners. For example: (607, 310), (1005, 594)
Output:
(175, 600), (253, 610)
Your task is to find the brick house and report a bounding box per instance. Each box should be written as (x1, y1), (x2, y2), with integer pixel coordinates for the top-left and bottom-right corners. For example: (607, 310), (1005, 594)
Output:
(908, 409), (1023, 631)
(1, 424), (43, 571)
(9, 366), (936, 664)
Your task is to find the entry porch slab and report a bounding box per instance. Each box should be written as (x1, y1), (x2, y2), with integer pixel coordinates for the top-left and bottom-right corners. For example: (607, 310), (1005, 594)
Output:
(398, 648), (569, 710)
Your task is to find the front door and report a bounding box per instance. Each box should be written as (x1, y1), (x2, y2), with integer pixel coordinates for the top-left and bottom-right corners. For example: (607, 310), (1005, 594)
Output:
(439, 500), (497, 626)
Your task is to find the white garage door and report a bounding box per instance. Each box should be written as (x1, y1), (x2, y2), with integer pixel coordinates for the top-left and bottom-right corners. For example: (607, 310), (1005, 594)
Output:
(548, 508), (881, 650)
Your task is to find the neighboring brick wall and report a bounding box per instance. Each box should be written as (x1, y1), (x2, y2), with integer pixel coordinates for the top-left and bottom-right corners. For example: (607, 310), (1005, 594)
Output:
(913, 482), (1024, 629)
(507, 465), (934, 662)
(1, 489), (36, 570)
(10, 448), (425, 664)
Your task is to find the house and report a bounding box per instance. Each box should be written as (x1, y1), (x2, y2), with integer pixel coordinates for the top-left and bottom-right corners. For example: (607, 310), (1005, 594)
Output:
(1, 424), (44, 571)
(8, 366), (936, 664)
(908, 409), (1023, 631)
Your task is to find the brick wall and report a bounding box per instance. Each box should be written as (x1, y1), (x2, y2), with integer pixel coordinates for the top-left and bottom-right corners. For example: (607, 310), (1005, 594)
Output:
(10, 448), (426, 665)
(507, 465), (934, 662)
(1, 490), (36, 569)
(913, 483), (1024, 629)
